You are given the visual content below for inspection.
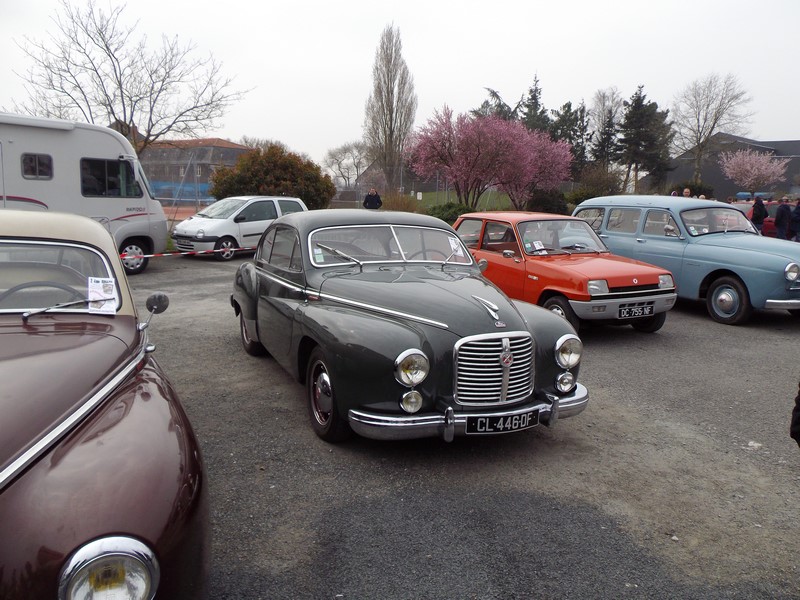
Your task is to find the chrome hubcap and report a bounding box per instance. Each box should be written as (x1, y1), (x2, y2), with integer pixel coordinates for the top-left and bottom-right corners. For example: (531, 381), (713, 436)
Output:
(714, 287), (738, 315)
(312, 365), (333, 421)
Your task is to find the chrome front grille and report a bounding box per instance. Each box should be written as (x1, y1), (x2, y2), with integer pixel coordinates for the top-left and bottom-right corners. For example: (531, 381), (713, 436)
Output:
(454, 332), (534, 406)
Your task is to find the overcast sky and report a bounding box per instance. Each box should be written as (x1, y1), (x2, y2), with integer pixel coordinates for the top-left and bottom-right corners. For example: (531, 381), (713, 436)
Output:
(1, 0), (798, 165)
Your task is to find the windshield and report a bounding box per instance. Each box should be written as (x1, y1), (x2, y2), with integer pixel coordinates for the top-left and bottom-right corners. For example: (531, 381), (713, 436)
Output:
(0, 241), (119, 313)
(517, 219), (607, 254)
(681, 207), (757, 236)
(198, 197), (249, 219)
(309, 225), (473, 266)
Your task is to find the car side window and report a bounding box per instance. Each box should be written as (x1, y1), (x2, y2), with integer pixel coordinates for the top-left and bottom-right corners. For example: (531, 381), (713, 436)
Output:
(643, 210), (679, 237)
(269, 227), (301, 271)
(482, 222), (517, 253)
(607, 208), (641, 234)
(575, 208), (604, 232)
(241, 201), (278, 222)
(257, 228), (276, 262)
(278, 199), (305, 215)
(454, 219), (482, 249)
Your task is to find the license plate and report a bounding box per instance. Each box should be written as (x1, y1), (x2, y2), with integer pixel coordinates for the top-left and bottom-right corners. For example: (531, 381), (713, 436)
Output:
(619, 305), (654, 318)
(466, 410), (539, 434)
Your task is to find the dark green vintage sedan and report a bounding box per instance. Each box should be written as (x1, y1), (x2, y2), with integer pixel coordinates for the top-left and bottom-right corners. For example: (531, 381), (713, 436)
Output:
(230, 209), (588, 442)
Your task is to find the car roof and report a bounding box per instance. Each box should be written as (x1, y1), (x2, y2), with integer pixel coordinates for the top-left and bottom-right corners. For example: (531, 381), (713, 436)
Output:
(217, 195), (303, 202)
(277, 209), (453, 237)
(460, 211), (580, 223)
(577, 195), (746, 211)
(0, 209), (132, 311)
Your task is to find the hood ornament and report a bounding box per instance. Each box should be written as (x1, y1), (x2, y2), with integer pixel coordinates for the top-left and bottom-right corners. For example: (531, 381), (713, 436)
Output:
(472, 295), (500, 320)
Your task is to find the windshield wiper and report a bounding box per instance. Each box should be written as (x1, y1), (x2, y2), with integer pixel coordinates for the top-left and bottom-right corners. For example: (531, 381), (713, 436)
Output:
(316, 243), (363, 270)
(561, 243), (599, 254)
(22, 297), (116, 322)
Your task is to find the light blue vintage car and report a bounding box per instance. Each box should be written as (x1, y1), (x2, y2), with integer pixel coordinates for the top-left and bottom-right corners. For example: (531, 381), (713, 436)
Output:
(573, 195), (800, 325)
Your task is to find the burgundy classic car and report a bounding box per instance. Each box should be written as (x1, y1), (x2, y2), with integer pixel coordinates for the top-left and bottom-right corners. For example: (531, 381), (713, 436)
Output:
(0, 210), (207, 599)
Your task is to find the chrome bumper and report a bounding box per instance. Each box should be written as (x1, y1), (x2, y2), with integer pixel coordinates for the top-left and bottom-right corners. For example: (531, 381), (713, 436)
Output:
(764, 298), (800, 310)
(348, 383), (588, 442)
(569, 293), (677, 320)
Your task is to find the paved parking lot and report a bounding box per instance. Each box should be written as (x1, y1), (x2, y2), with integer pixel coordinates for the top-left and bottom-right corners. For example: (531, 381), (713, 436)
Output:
(130, 254), (800, 599)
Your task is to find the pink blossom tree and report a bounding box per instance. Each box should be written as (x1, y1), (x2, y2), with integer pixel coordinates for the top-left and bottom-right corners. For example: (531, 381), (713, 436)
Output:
(718, 148), (789, 196)
(406, 106), (571, 209)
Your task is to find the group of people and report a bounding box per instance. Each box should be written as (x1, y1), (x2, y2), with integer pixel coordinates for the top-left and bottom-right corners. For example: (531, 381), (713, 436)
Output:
(751, 195), (800, 239)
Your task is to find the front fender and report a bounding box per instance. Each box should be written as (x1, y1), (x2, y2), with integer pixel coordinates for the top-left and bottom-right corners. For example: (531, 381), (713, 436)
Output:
(231, 263), (259, 320)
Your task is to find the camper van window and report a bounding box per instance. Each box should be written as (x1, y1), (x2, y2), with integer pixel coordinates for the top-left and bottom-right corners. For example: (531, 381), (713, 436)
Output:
(80, 158), (143, 198)
(21, 154), (53, 180)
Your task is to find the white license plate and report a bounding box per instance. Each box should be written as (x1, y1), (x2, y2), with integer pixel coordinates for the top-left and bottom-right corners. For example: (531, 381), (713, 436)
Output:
(619, 305), (654, 318)
(466, 410), (539, 434)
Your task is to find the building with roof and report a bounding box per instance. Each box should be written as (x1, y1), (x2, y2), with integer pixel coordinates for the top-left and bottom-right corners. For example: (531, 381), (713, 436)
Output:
(140, 138), (250, 202)
(663, 133), (800, 200)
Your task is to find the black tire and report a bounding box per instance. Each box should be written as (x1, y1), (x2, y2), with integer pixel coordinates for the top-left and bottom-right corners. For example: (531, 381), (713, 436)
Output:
(239, 313), (267, 356)
(120, 239), (149, 275)
(542, 296), (580, 331)
(214, 237), (237, 261)
(706, 276), (753, 325)
(630, 311), (667, 333)
(306, 347), (351, 442)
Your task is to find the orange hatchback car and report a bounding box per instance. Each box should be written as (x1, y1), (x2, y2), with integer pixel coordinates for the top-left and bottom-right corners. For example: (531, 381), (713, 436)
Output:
(454, 212), (678, 332)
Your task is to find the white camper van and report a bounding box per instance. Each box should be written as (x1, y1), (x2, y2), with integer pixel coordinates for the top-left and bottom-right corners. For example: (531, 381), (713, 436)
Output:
(0, 112), (168, 274)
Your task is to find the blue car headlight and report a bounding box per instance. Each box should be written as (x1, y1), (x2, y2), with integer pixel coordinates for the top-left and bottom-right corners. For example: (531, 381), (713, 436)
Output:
(785, 262), (799, 282)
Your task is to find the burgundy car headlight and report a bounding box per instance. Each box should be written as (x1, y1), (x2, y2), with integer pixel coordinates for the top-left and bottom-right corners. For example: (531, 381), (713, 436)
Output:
(58, 536), (159, 600)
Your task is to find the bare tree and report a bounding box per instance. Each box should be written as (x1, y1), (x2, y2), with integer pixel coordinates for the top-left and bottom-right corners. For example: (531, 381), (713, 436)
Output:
(240, 136), (288, 152)
(672, 73), (753, 185)
(363, 24), (417, 193)
(324, 141), (369, 189)
(14, 0), (243, 155)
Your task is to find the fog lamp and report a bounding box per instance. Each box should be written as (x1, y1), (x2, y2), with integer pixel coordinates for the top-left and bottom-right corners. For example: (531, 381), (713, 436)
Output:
(401, 390), (423, 413)
(556, 371), (575, 393)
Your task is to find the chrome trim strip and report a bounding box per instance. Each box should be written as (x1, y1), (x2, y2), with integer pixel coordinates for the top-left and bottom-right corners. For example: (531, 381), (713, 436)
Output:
(0, 339), (148, 492)
(593, 287), (676, 298)
(316, 291), (449, 329)
(258, 268), (306, 293)
(764, 298), (800, 310)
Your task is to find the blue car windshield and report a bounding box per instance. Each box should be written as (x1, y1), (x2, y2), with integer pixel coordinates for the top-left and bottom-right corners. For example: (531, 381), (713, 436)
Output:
(681, 207), (757, 237)
(309, 225), (473, 266)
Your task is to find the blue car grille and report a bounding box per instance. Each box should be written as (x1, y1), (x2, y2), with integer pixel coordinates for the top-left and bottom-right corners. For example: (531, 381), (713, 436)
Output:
(454, 332), (534, 406)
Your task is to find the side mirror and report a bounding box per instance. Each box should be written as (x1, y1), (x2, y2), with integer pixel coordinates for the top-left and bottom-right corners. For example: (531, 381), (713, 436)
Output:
(502, 249), (516, 258)
(234, 214), (246, 223)
(664, 224), (679, 238)
(478, 258), (488, 272)
(139, 292), (170, 332)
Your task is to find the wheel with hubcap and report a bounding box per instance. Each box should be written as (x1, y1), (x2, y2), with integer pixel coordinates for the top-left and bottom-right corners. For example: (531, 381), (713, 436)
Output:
(120, 240), (149, 275)
(706, 276), (752, 325)
(214, 236), (237, 261)
(306, 347), (351, 442)
(239, 313), (267, 356)
(542, 296), (580, 331)
(630, 311), (667, 333)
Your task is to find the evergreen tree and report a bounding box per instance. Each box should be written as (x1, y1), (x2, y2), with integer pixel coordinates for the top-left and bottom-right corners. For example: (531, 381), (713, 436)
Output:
(616, 86), (674, 192)
(550, 101), (591, 179)
(520, 76), (551, 133)
(590, 107), (617, 171)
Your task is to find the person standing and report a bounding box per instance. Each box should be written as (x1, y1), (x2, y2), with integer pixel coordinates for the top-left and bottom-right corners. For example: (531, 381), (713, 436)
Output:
(751, 197), (768, 232)
(789, 199), (800, 241)
(363, 188), (382, 210)
(682, 187), (692, 198)
(774, 196), (792, 239)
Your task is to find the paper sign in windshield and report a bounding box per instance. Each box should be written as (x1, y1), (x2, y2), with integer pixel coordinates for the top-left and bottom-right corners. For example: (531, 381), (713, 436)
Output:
(87, 277), (118, 314)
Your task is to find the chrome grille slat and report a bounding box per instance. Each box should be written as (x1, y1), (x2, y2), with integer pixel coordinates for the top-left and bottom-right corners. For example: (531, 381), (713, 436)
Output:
(454, 332), (534, 406)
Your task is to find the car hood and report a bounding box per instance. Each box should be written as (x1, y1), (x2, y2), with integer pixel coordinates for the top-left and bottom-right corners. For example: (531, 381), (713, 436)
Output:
(173, 215), (221, 236)
(317, 267), (528, 335)
(535, 253), (669, 284)
(694, 232), (800, 259)
(0, 317), (138, 480)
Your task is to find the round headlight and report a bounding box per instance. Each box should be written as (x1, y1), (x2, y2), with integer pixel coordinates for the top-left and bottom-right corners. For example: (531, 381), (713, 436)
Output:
(556, 371), (575, 393)
(59, 536), (159, 600)
(785, 262), (799, 282)
(401, 390), (423, 413)
(555, 334), (582, 369)
(395, 349), (429, 387)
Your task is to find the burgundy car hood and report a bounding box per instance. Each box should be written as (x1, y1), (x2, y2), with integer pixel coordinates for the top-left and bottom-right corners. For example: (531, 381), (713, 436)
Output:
(0, 316), (139, 480)
(318, 267), (527, 335)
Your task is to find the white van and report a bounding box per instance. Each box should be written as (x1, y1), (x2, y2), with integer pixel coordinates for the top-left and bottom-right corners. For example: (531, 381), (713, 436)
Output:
(0, 112), (168, 274)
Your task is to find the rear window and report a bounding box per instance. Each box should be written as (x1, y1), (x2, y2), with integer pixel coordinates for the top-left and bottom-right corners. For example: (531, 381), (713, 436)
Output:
(278, 199), (305, 215)
(606, 208), (641, 234)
